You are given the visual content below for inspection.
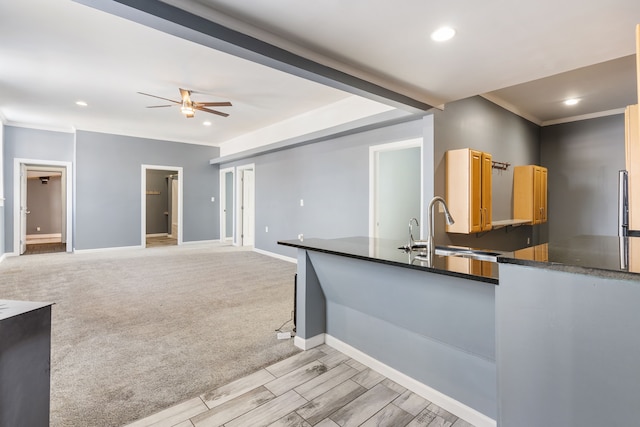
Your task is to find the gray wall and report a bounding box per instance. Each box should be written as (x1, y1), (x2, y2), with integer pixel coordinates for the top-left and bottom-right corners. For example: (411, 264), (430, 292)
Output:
(26, 175), (62, 235)
(222, 118), (427, 259)
(75, 131), (220, 250)
(2, 126), (74, 253)
(433, 96), (541, 251)
(145, 169), (171, 235)
(2, 126), (220, 253)
(540, 114), (625, 242)
(221, 96), (542, 258)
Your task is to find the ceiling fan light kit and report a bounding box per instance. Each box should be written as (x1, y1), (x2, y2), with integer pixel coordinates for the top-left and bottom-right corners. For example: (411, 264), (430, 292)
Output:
(180, 99), (196, 117)
(138, 88), (231, 119)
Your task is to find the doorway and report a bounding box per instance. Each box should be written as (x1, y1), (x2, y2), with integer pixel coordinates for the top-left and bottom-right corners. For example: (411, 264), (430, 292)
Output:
(369, 139), (423, 241)
(219, 167), (235, 243)
(141, 165), (183, 248)
(13, 159), (73, 255)
(236, 164), (255, 247)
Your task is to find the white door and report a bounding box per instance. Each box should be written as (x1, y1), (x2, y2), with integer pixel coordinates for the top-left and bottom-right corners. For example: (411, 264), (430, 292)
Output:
(241, 169), (255, 246)
(20, 163), (27, 254)
(171, 177), (179, 238)
(220, 168), (235, 242)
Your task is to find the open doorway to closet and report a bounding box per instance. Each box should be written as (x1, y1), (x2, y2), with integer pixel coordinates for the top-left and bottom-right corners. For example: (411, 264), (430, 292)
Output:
(141, 165), (183, 248)
(13, 159), (73, 256)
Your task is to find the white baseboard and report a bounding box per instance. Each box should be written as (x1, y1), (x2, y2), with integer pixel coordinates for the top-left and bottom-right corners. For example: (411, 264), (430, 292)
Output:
(253, 248), (297, 264)
(180, 239), (221, 245)
(74, 245), (143, 254)
(294, 333), (326, 350)
(324, 335), (497, 427)
(27, 233), (62, 244)
(0, 253), (6, 264)
(146, 233), (168, 237)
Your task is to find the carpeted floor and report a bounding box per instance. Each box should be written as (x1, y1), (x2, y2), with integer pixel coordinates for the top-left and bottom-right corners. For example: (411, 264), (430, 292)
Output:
(0, 243), (299, 427)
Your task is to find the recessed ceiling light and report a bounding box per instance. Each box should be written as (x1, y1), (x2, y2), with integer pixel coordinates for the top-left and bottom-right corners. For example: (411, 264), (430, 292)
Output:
(75, 101), (88, 107)
(203, 121), (212, 126)
(564, 98), (580, 106)
(431, 26), (456, 42)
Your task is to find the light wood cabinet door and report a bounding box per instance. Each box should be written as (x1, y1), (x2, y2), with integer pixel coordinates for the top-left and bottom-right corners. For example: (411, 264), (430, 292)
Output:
(540, 168), (548, 222)
(446, 148), (492, 234)
(482, 152), (493, 231)
(513, 243), (549, 261)
(514, 165), (548, 225)
(630, 238), (640, 273)
(470, 150), (483, 232)
(626, 104), (640, 231)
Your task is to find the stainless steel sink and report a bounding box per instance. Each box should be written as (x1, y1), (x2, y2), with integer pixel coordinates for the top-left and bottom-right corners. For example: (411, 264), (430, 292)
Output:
(434, 245), (503, 262)
(400, 244), (503, 262)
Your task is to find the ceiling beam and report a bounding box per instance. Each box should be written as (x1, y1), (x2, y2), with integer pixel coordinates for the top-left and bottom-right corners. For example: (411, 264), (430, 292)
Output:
(74, 0), (433, 113)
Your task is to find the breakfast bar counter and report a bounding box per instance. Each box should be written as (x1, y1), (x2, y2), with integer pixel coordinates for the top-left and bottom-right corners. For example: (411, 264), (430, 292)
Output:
(279, 236), (498, 427)
(279, 236), (498, 284)
(279, 235), (640, 427)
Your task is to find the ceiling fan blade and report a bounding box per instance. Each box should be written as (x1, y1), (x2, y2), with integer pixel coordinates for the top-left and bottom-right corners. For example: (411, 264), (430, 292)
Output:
(146, 105), (173, 108)
(194, 101), (232, 107)
(137, 92), (180, 104)
(195, 106), (230, 117)
(179, 88), (191, 100)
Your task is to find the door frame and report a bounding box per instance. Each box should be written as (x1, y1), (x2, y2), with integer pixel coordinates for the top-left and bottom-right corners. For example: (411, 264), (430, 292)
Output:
(235, 163), (255, 247)
(141, 165), (183, 248)
(369, 138), (423, 239)
(13, 158), (73, 255)
(219, 167), (235, 243)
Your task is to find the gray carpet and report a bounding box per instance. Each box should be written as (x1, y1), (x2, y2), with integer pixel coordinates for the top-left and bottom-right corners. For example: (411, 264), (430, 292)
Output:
(0, 243), (300, 427)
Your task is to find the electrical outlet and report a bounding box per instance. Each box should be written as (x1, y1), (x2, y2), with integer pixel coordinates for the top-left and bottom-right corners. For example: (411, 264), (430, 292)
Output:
(265, 226), (269, 233)
(210, 196), (215, 202)
(300, 199), (304, 207)
(298, 234), (304, 241)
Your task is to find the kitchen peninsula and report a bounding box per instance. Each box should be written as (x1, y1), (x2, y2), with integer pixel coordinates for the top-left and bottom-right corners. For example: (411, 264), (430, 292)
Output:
(279, 235), (640, 427)
(279, 236), (499, 427)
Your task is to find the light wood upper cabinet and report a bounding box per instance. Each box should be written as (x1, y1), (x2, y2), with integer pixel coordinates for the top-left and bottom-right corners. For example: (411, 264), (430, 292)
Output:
(446, 148), (492, 234)
(626, 105), (640, 231)
(514, 165), (548, 225)
(630, 238), (640, 273)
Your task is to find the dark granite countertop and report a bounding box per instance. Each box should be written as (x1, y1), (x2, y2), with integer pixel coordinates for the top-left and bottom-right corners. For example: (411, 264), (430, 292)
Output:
(498, 235), (640, 281)
(0, 300), (53, 321)
(278, 236), (498, 285)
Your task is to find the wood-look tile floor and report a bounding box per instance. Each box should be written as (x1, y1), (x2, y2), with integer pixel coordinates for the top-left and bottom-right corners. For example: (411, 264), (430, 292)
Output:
(23, 242), (66, 255)
(123, 344), (477, 427)
(146, 235), (178, 248)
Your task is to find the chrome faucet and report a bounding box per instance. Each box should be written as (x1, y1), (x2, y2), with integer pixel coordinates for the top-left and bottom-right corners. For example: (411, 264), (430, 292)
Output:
(408, 217), (419, 249)
(426, 196), (455, 258)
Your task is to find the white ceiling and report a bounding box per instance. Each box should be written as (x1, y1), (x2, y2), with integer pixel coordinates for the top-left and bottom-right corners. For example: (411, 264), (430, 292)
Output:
(1, 0), (639, 149)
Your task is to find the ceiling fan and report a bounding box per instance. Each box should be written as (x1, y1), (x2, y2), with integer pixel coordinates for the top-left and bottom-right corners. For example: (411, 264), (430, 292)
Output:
(138, 88), (232, 118)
